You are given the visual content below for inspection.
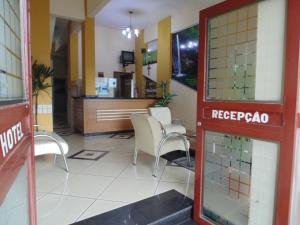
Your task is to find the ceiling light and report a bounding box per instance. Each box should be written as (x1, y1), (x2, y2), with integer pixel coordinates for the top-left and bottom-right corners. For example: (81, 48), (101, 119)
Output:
(122, 11), (139, 39)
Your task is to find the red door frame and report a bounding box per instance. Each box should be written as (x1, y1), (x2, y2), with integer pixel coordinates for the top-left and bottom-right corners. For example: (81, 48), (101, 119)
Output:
(194, 0), (300, 224)
(0, 0), (36, 224)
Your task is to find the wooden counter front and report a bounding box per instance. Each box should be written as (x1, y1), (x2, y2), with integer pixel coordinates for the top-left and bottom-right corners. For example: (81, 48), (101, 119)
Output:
(73, 98), (156, 135)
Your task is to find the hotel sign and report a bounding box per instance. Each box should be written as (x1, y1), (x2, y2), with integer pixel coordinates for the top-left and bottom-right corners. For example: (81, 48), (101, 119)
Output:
(0, 122), (24, 159)
(211, 110), (269, 124)
(202, 108), (284, 126)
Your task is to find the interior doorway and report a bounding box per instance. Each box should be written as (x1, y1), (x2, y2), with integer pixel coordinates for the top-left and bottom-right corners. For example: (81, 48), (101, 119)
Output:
(51, 18), (70, 132)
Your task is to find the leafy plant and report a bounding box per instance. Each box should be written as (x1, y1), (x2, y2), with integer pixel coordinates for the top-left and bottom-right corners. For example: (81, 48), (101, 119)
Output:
(32, 60), (54, 130)
(154, 93), (177, 107)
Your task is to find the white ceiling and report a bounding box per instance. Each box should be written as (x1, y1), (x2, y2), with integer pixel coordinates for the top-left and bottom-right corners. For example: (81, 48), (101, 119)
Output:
(95, 0), (222, 30)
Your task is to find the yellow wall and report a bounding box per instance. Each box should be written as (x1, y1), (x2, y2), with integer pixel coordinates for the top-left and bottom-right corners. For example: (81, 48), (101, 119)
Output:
(157, 16), (172, 96)
(31, 0), (53, 131)
(69, 31), (79, 82)
(135, 30), (146, 96)
(82, 17), (96, 96)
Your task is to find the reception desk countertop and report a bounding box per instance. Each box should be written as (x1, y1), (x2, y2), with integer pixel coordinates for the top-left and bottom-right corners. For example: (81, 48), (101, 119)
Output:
(73, 97), (157, 135)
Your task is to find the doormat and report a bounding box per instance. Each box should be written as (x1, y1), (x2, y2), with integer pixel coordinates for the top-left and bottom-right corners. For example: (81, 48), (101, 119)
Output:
(110, 133), (134, 139)
(68, 150), (108, 161)
(162, 150), (195, 172)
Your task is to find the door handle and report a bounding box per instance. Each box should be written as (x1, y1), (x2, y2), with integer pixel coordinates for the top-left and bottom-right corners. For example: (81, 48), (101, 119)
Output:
(197, 122), (202, 127)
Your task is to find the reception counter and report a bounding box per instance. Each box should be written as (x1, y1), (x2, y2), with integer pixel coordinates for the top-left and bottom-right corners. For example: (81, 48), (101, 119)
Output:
(73, 97), (157, 135)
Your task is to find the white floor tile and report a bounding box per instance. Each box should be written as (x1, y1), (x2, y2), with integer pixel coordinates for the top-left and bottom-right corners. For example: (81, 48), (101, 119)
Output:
(80, 161), (130, 177)
(77, 200), (128, 221)
(35, 133), (196, 225)
(99, 177), (159, 203)
(35, 170), (72, 193)
(160, 166), (195, 184)
(98, 152), (133, 163)
(119, 156), (166, 179)
(36, 157), (95, 174)
(50, 174), (114, 198)
(37, 194), (94, 225)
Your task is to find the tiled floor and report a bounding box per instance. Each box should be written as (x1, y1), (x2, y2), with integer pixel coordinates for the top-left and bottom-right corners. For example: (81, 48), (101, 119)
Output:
(35, 133), (195, 225)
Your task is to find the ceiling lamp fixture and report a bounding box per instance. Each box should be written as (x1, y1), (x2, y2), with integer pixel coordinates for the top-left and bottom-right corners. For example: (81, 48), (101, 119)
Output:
(122, 11), (139, 39)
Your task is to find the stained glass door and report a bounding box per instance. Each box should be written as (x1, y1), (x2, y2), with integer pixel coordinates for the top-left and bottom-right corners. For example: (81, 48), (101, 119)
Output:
(0, 0), (36, 224)
(195, 0), (300, 224)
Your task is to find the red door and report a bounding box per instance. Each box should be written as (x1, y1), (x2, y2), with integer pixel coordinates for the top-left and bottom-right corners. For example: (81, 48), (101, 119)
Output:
(194, 0), (300, 225)
(0, 0), (36, 225)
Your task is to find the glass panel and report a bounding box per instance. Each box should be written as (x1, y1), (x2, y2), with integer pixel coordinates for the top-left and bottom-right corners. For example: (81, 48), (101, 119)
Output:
(290, 129), (300, 225)
(202, 131), (279, 225)
(206, 0), (286, 102)
(0, 163), (30, 225)
(0, 0), (24, 102)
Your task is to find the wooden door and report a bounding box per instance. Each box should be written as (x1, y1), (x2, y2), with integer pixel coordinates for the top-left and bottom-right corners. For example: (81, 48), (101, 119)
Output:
(0, 0), (36, 224)
(194, 0), (300, 224)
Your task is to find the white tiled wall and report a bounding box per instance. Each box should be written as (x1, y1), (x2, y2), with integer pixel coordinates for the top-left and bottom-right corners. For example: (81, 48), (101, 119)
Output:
(32, 104), (53, 114)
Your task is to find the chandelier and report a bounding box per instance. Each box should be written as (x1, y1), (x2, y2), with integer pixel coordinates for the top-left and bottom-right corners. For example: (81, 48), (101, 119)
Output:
(122, 11), (139, 39)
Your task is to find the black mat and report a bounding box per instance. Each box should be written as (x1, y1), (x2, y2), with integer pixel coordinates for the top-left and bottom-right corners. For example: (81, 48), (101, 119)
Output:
(71, 190), (194, 225)
(162, 150), (195, 172)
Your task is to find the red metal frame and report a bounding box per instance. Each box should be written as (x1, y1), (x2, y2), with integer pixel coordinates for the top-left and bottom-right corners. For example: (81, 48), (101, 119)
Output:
(0, 0), (36, 224)
(194, 0), (300, 224)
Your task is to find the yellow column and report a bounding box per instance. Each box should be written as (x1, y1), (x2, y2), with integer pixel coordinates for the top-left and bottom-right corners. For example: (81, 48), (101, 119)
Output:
(135, 30), (146, 96)
(31, 0), (53, 131)
(82, 17), (96, 96)
(157, 16), (172, 96)
(69, 31), (79, 82)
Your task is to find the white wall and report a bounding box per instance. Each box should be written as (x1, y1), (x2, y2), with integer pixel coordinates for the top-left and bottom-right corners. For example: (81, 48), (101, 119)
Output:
(95, 26), (135, 77)
(50, 0), (85, 21)
(144, 23), (157, 43)
(169, 80), (197, 132)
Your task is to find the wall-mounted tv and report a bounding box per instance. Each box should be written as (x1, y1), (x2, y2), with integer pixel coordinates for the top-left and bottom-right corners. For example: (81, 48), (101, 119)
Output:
(172, 25), (199, 90)
(120, 51), (135, 65)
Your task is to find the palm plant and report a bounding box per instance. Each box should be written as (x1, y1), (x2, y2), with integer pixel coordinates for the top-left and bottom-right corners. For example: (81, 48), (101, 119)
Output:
(32, 60), (54, 129)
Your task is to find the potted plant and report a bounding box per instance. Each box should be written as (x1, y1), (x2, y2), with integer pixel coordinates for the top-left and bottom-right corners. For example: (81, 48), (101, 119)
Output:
(32, 60), (54, 130)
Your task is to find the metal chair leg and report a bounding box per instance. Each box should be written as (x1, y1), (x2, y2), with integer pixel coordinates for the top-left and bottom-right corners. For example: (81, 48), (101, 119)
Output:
(153, 137), (168, 177)
(183, 136), (191, 167)
(62, 154), (69, 172)
(133, 147), (138, 165)
(53, 154), (57, 164)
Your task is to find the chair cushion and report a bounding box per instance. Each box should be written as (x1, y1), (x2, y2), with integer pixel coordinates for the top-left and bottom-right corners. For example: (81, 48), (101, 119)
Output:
(163, 124), (186, 135)
(34, 133), (69, 156)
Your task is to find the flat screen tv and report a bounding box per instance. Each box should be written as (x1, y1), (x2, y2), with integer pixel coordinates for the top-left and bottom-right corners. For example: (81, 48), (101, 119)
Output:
(172, 25), (199, 90)
(120, 51), (135, 65)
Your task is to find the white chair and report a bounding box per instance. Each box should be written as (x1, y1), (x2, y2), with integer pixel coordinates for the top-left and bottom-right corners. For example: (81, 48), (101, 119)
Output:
(148, 107), (186, 135)
(34, 132), (69, 172)
(130, 114), (190, 177)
